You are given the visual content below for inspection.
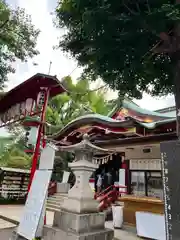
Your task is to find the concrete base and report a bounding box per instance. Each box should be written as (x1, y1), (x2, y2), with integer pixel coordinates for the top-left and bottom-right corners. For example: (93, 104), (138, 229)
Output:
(53, 210), (105, 233)
(43, 210), (114, 240)
(57, 183), (70, 193)
(61, 196), (98, 213)
(43, 225), (114, 240)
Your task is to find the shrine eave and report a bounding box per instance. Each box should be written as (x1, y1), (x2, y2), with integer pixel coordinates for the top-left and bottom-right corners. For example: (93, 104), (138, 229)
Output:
(50, 114), (135, 142)
(94, 132), (177, 147)
(134, 117), (175, 129)
(50, 114), (176, 145)
(109, 99), (174, 120)
(0, 73), (66, 113)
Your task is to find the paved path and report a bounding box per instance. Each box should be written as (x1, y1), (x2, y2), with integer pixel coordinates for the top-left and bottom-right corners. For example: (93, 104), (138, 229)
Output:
(105, 222), (140, 240)
(0, 205), (140, 240)
(0, 205), (54, 225)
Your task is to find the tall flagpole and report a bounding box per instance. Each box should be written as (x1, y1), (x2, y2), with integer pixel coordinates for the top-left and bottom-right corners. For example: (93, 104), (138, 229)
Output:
(48, 61), (52, 75)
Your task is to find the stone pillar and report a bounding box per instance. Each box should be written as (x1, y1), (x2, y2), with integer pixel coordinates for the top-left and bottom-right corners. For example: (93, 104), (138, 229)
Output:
(61, 158), (98, 213)
(43, 134), (114, 240)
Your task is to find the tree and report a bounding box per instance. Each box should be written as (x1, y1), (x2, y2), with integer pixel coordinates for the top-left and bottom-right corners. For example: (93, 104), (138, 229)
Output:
(46, 75), (113, 133)
(0, 0), (39, 87)
(56, 0), (180, 135)
(46, 75), (114, 181)
(0, 126), (31, 169)
(0, 138), (31, 169)
(2, 147), (31, 169)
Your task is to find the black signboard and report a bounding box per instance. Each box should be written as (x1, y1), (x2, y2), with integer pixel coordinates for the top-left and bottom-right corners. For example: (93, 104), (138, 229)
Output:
(160, 140), (180, 240)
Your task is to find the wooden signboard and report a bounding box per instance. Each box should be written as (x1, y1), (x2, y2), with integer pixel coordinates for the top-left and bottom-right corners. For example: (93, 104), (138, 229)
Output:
(160, 140), (180, 240)
(17, 170), (52, 240)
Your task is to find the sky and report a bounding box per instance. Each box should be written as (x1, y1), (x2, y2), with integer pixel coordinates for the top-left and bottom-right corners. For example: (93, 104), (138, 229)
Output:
(1, 0), (175, 137)
(0, 0), (175, 137)
(5, 0), (175, 111)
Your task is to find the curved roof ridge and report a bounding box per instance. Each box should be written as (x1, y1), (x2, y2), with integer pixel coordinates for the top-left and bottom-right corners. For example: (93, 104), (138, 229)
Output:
(50, 113), (134, 141)
(122, 99), (172, 118)
(137, 118), (175, 129)
(0, 73), (67, 114)
(108, 98), (174, 119)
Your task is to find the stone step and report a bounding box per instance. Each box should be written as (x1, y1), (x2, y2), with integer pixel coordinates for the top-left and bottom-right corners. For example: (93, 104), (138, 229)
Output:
(49, 196), (67, 200)
(47, 198), (66, 203)
(47, 200), (64, 206)
(46, 202), (62, 210)
(49, 195), (68, 200)
(48, 195), (66, 199)
(48, 196), (63, 200)
(47, 193), (68, 211)
(48, 197), (67, 203)
(46, 206), (61, 212)
(51, 193), (68, 197)
(48, 197), (64, 201)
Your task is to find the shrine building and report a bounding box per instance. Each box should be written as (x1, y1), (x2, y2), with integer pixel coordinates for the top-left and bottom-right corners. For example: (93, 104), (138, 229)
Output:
(51, 99), (177, 200)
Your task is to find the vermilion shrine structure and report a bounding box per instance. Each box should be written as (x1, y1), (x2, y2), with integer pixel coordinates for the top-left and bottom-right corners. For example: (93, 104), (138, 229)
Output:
(0, 74), (177, 201)
(0, 73), (178, 239)
(49, 99), (177, 200)
(0, 73), (66, 191)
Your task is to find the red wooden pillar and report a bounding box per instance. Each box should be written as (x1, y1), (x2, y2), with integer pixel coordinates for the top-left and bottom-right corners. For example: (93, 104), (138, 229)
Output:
(26, 89), (49, 227)
(27, 89), (49, 192)
(42, 132), (47, 225)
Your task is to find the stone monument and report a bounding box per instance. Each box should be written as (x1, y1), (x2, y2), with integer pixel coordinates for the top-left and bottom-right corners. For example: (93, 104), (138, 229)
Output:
(160, 140), (180, 240)
(43, 134), (114, 240)
(10, 143), (57, 240)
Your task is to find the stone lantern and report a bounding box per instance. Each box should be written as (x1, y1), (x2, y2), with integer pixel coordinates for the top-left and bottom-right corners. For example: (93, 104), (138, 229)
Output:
(44, 134), (114, 240)
(59, 134), (111, 213)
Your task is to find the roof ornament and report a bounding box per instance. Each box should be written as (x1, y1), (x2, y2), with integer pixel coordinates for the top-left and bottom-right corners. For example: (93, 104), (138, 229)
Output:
(58, 133), (114, 162)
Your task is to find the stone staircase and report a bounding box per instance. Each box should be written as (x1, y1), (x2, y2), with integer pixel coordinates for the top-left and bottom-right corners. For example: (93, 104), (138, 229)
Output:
(46, 192), (112, 217)
(46, 191), (118, 219)
(46, 193), (68, 212)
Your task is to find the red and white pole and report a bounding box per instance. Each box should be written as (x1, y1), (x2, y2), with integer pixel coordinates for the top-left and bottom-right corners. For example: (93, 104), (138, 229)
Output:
(27, 89), (49, 228)
(27, 89), (49, 192)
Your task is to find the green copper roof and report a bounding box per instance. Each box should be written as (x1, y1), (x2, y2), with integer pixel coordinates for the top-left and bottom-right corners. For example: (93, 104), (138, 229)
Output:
(50, 113), (135, 140)
(49, 99), (176, 143)
(108, 99), (173, 119)
(138, 118), (175, 129)
(157, 110), (176, 118)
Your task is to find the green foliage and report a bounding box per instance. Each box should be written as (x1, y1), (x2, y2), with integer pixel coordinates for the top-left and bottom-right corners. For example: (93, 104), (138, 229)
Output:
(0, 131), (31, 169)
(0, 0), (39, 88)
(46, 76), (113, 133)
(55, 0), (180, 98)
(0, 144), (31, 169)
(46, 75), (114, 176)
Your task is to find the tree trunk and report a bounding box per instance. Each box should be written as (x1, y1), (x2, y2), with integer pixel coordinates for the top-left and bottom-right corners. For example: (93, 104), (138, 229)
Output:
(173, 58), (180, 139)
(173, 20), (180, 139)
(174, 0), (180, 138)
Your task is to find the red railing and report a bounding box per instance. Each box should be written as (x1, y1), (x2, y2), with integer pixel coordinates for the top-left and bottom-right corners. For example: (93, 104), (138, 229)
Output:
(48, 181), (57, 196)
(95, 185), (127, 211)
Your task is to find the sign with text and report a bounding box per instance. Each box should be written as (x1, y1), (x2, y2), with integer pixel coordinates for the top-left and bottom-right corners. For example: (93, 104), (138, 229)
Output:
(17, 170), (52, 240)
(160, 140), (180, 240)
(39, 143), (57, 170)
